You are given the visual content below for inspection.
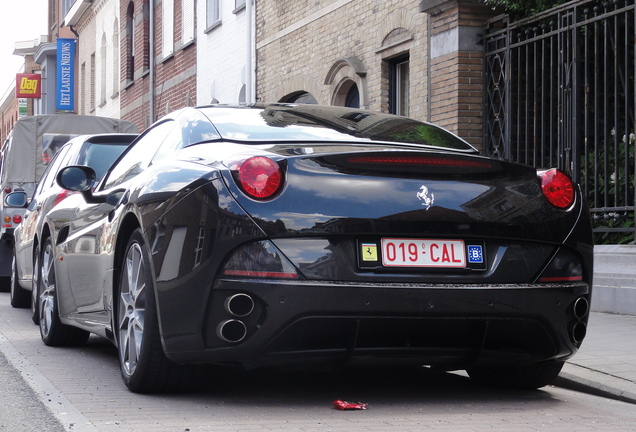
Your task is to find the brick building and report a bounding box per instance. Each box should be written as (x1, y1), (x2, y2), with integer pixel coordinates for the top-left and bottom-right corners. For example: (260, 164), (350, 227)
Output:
(118, 0), (197, 131)
(255, 0), (498, 148)
(118, 0), (253, 130)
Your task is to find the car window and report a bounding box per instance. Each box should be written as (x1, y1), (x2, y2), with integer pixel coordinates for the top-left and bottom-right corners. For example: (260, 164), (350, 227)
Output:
(78, 142), (130, 181)
(41, 133), (79, 165)
(103, 121), (175, 190)
(34, 144), (71, 196)
(151, 111), (219, 165)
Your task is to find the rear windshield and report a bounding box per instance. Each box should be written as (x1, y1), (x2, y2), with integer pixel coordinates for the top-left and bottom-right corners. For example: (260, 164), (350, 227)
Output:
(199, 105), (476, 152)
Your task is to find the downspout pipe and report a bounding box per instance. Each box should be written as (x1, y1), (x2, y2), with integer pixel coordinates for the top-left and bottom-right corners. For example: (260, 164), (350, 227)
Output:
(245, 0), (253, 104)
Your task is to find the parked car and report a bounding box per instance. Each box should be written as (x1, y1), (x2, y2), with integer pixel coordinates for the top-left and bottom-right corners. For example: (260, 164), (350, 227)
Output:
(34, 104), (592, 393)
(9, 133), (139, 321)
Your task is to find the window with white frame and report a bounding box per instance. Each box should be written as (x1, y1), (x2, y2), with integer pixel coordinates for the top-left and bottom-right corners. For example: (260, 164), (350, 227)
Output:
(163, 0), (174, 57)
(207, 0), (220, 28)
(182, 0), (195, 44)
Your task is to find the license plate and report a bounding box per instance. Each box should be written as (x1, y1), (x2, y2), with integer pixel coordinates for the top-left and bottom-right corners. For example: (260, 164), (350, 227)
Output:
(381, 238), (466, 268)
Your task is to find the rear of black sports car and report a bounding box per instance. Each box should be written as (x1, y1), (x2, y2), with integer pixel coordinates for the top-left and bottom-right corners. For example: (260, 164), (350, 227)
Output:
(152, 105), (593, 389)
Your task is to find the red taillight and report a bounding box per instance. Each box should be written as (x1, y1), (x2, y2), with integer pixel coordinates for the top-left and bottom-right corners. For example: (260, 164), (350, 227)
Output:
(12, 215), (22, 224)
(540, 169), (575, 208)
(237, 156), (283, 199)
(3, 187), (11, 194)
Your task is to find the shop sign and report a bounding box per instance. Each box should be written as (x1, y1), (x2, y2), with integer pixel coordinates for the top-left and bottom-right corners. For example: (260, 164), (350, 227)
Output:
(56, 38), (76, 111)
(15, 73), (41, 98)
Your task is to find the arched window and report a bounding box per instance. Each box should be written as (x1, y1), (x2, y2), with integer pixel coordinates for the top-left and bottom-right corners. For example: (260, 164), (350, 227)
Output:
(345, 84), (360, 108)
(332, 79), (360, 108)
(325, 57), (367, 109)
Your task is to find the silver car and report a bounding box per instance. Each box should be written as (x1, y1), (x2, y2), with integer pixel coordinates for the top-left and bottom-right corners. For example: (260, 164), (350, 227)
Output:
(9, 133), (138, 323)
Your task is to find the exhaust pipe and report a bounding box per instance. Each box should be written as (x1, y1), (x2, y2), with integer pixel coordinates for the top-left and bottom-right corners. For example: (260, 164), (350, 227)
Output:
(570, 321), (587, 344)
(573, 297), (589, 320)
(216, 319), (247, 343)
(224, 293), (254, 317)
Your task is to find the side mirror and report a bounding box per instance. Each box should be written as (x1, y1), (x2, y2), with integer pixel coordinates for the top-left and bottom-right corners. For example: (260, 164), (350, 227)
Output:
(56, 166), (96, 192)
(56, 166), (106, 204)
(4, 191), (28, 208)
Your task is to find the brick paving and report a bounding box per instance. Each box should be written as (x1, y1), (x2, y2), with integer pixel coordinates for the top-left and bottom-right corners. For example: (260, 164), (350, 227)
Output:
(1, 293), (635, 432)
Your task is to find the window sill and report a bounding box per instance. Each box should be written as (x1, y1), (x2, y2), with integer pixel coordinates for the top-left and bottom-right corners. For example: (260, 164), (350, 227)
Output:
(181, 38), (195, 50)
(204, 20), (222, 34)
(161, 52), (175, 63)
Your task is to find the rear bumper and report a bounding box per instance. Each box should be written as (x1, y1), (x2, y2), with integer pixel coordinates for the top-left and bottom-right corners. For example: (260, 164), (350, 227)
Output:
(163, 279), (591, 370)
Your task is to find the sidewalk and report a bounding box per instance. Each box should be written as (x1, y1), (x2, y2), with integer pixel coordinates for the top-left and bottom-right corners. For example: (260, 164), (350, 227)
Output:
(556, 311), (636, 404)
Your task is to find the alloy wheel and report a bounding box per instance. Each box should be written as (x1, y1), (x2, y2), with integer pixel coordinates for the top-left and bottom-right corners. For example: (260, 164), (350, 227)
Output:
(118, 242), (147, 378)
(39, 241), (56, 338)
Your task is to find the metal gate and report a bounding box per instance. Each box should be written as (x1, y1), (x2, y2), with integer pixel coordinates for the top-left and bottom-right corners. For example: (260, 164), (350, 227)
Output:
(484, 0), (635, 243)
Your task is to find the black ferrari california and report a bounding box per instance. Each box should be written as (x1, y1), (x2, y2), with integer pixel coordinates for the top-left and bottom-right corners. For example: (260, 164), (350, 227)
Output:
(42, 104), (593, 393)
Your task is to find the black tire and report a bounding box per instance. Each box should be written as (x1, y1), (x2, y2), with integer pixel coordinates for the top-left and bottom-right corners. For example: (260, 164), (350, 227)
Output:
(38, 237), (90, 347)
(467, 360), (565, 390)
(10, 253), (30, 308)
(31, 244), (41, 325)
(117, 228), (196, 393)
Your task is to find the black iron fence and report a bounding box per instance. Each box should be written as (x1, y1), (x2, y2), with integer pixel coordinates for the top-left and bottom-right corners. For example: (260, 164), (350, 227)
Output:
(484, 0), (635, 243)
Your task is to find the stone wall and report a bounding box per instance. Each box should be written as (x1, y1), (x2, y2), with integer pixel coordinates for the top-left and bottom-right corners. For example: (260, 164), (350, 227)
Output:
(256, 0), (499, 148)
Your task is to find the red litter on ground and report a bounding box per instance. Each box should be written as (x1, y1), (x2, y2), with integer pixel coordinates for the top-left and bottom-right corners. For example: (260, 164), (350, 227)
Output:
(332, 400), (369, 410)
